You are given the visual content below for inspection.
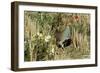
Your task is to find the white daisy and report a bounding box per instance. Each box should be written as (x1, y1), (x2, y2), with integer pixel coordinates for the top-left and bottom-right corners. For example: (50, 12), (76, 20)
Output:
(45, 35), (51, 42)
(37, 32), (43, 37)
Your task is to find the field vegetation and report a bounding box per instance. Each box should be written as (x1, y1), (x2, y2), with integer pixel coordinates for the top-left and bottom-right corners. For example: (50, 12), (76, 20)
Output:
(24, 11), (90, 61)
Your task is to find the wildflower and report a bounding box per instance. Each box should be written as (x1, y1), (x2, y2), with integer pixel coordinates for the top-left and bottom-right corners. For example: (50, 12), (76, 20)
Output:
(51, 48), (55, 53)
(37, 32), (40, 36)
(37, 32), (43, 37)
(45, 35), (51, 42)
(75, 15), (79, 20)
(73, 15), (80, 21)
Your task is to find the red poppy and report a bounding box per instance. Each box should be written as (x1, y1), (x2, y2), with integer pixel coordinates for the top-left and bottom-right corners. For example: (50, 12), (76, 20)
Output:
(75, 15), (79, 19)
(73, 15), (79, 21)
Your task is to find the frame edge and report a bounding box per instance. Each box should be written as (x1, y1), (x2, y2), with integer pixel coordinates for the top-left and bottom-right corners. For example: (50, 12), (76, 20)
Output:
(11, 2), (19, 71)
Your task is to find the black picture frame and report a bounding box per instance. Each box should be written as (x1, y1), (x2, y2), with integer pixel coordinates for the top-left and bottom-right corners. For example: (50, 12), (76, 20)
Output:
(11, 1), (98, 71)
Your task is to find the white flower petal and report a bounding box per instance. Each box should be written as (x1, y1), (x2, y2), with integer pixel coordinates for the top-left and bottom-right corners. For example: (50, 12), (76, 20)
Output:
(51, 48), (55, 53)
(45, 39), (49, 42)
(37, 32), (40, 35)
(37, 32), (43, 37)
